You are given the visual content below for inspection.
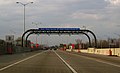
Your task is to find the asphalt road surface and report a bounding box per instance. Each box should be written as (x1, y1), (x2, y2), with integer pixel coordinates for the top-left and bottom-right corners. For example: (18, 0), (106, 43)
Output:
(0, 50), (120, 73)
(57, 50), (120, 73)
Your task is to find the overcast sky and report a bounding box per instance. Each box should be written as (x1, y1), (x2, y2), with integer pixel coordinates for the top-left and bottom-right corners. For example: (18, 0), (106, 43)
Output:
(0, 0), (120, 45)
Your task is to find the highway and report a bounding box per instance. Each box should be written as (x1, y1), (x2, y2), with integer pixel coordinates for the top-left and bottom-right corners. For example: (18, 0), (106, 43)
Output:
(0, 50), (120, 73)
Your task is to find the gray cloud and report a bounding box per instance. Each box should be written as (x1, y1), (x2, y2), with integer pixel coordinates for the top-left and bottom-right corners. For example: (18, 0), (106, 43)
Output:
(0, 0), (120, 45)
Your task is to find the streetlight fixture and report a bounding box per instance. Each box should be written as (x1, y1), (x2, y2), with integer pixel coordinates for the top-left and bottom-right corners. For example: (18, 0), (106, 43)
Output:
(32, 22), (42, 28)
(82, 26), (86, 30)
(16, 2), (33, 33)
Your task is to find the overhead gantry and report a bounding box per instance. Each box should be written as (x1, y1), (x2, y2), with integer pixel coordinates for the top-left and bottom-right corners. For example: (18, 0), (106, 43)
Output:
(21, 28), (97, 48)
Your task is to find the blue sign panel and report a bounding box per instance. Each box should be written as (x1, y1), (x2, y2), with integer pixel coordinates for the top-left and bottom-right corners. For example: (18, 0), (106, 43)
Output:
(38, 28), (80, 31)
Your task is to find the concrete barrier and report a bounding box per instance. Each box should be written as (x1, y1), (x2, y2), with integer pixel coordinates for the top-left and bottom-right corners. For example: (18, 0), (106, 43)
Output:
(73, 49), (78, 52)
(71, 48), (120, 57)
(72, 49), (87, 53)
(112, 48), (120, 56)
(94, 48), (110, 55)
(88, 48), (95, 53)
(94, 48), (120, 56)
(80, 49), (88, 53)
(66, 49), (72, 52)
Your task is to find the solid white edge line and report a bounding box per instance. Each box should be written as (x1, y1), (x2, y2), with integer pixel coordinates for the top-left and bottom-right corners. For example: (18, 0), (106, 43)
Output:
(54, 50), (77, 73)
(0, 50), (48, 71)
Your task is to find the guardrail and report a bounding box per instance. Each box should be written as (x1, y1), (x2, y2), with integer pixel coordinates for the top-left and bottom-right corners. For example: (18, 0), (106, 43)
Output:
(0, 46), (42, 55)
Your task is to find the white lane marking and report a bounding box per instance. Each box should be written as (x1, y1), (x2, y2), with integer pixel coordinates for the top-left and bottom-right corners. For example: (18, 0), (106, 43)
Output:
(54, 51), (77, 73)
(64, 52), (120, 68)
(0, 50), (48, 71)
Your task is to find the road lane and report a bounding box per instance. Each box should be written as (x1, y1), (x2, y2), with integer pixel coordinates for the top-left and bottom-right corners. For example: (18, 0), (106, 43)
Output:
(67, 52), (120, 67)
(56, 50), (120, 73)
(0, 50), (72, 73)
(1, 50), (120, 73)
(0, 50), (47, 71)
(0, 50), (44, 68)
(54, 50), (77, 73)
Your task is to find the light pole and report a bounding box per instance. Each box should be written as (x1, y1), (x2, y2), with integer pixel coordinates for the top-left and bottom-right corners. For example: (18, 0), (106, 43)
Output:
(97, 36), (103, 49)
(32, 22), (39, 44)
(104, 35), (110, 48)
(32, 22), (42, 44)
(114, 33), (120, 48)
(16, 2), (33, 33)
